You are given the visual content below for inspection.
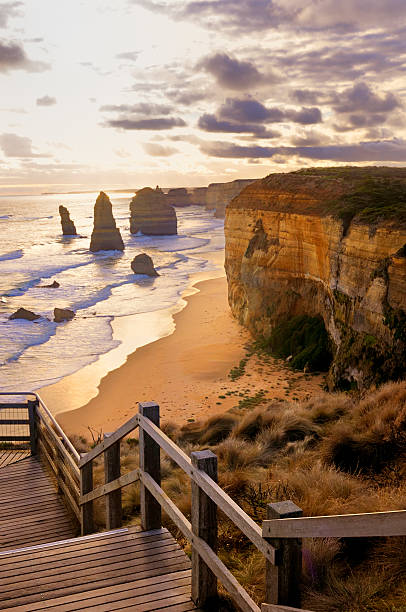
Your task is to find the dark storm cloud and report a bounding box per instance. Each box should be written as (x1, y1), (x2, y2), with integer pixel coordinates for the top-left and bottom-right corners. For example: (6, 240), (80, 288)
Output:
(36, 95), (56, 107)
(198, 53), (263, 90)
(332, 82), (400, 114)
(105, 117), (186, 130)
(0, 41), (49, 73)
(201, 139), (406, 162)
(198, 113), (280, 138)
(100, 103), (173, 115)
(0, 133), (48, 157)
(0, 1), (22, 28)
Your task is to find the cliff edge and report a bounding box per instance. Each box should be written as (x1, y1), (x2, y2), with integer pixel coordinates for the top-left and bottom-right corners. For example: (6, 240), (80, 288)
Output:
(225, 167), (406, 390)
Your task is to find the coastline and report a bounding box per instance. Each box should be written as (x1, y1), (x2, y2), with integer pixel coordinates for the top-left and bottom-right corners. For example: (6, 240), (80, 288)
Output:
(57, 271), (327, 439)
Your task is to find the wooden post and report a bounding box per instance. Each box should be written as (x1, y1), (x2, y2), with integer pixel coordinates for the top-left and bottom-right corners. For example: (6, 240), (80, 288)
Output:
(27, 399), (38, 455)
(265, 501), (303, 607)
(139, 402), (161, 531)
(191, 450), (218, 607)
(104, 433), (122, 530)
(80, 454), (94, 536)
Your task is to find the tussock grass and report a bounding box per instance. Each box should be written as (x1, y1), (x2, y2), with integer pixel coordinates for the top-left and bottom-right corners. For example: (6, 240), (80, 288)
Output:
(73, 381), (406, 611)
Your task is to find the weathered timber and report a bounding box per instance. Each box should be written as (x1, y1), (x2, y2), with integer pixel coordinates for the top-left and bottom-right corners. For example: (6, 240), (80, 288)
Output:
(80, 469), (140, 505)
(79, 414), (139, 467)
(137, 412), (276, 564)
(104, 433), (122, 530)
(262, 509), (406, 538)
(79, 456), (94, 536)
(139, 402), (161, 531)
(265, 501), (303, 608)
(191, 450), (218, 607)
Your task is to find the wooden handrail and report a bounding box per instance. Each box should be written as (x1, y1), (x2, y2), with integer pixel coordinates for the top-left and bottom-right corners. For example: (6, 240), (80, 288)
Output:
(136, 412), (276, 564)
(262, 509), (406, 539)
(79, 414), (139, 467)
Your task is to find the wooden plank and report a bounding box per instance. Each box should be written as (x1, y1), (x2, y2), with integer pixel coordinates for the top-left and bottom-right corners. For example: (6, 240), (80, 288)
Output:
(0, 550), (188, 593)
(2, 569), (192, 611)
(0, 436), (29, 441)
(1, 557), (191, 606)
(0, 528), (165, 564)
(191, 450), (217, 607)
(27, 399), (38, 455)
(59, 475), (80, 520)
(137, 413), (276, 564)
(80, 468), (140, 505)
(139, 402), (161, 531)
(262, 510), (406, 538)
(140, 470), (260, 612)
(38, 418), (79, 480)
(79, 414), (139, 467)
(0, 403), (28, 409)
(80, 459), (94, 535)
(116, 595), (197, 612)
(265, 502), (303, 608)
(36, 400), (80, 463)
(104, 434), (122, 530)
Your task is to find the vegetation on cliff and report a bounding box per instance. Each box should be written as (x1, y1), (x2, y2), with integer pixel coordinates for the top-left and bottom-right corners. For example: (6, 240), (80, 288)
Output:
(74, 381), (406, 611)
(259, 314), (333, 372)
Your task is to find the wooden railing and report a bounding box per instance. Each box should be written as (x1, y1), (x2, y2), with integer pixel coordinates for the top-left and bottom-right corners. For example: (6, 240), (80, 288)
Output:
(2, 394), (405, 612)
(0, 392), (81, 524)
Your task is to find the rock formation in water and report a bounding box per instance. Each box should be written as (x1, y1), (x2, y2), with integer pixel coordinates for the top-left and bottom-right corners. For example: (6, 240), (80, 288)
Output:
(207, 179), (256, 218)
(54, 308), (75, 322)
(189, 187), (208, 206)
(59, 205), (77, 235)
(225, 167), (406, 390)
(130, 187), (177, 235)
(166, 188), (191, 207)
(39, 281), (60, 288)
(9, 308), (40, 321)
(131, 253), (159, 277)
(89, 192), (124, 252)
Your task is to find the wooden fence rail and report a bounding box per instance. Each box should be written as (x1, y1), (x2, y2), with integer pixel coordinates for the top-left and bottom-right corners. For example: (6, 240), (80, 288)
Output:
(2, 393), (405, 612)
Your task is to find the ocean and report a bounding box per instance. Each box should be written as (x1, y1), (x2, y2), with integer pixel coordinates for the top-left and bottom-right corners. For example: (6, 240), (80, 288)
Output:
(0, 191), (225, 405)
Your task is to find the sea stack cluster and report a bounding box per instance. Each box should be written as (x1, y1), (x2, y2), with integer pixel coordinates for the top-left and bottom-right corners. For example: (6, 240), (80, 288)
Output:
(130, 187), (177, 235)
(90, 192), (125, 252)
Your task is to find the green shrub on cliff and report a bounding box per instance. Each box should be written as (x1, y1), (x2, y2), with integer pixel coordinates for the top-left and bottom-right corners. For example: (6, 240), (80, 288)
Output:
(264, 314), (332, 371)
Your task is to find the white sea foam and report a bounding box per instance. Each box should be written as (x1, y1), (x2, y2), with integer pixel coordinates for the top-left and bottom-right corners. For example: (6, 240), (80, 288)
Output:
(0, 194), (224, 393)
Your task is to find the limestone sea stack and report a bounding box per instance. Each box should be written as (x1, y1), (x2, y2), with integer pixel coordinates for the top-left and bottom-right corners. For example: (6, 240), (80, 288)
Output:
(131, 253), (159, 277)
(90, 192), (124, 252)
(130, 187), (177, 235)
(59, 205), (77, 235)
(166, 188), (191, 207)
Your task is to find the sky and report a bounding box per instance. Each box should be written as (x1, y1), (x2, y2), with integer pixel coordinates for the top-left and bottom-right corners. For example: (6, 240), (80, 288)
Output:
(1, 0), (406, 194)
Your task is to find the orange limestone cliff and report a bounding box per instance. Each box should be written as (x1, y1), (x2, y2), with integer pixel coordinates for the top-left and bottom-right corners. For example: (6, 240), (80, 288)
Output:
(225, 167), (406, 389)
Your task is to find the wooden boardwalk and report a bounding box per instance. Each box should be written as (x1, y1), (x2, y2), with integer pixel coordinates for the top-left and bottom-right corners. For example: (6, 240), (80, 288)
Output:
(0, 526), (198, 611)
(0, 456), (78, 551)
(0, 450), (30, 469)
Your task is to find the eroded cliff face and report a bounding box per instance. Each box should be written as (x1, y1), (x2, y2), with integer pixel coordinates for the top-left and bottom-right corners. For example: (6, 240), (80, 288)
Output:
(225, 170), (406, 389)
(206, 179), (256, 217)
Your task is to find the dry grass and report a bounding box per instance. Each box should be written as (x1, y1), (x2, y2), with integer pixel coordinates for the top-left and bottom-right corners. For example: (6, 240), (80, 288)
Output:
(73, 381), (406, 611)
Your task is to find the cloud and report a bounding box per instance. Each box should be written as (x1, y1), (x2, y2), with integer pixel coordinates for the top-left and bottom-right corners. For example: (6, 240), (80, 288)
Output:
(332, 82), (400, 114)
(201, 138), (406, 162)
(198, 53), (263, 90)
(135, 1), (290, 34)
(143, 142), (178, 156)
(100, 103), (172, 115)
(0, 133), (48, 157)
(116, 51), (140, 61)
(0, 1), (22, 28)
(0, 41), (49, 73)
(218, 98), (273, 122)
(198, 113), (280, 137)
(287, 107), (322, 125)
(105, 117), (186, 130)
(166, 89), (208, 105)
(290, 89), (322, 105)
(36, 95), (56, 107)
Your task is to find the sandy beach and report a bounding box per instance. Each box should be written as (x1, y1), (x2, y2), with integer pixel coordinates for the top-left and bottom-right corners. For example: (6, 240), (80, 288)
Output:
(58, 275), (326, 438)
